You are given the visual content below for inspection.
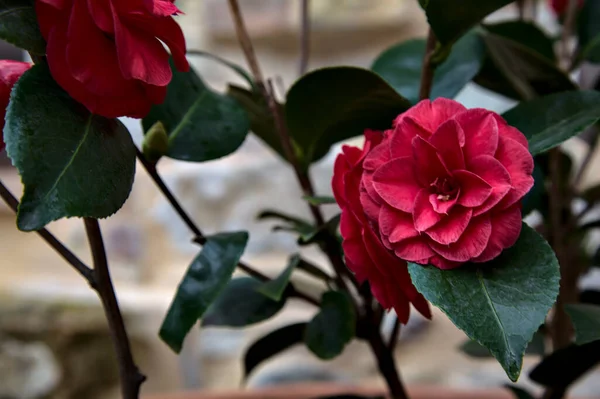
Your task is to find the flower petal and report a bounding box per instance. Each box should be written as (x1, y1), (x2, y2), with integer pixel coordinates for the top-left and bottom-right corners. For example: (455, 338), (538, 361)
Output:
(455, 109), (499, 161)
(373, 157), (422, 212)
(413, 188), (442, 231)
(454, 169), (492, 208)
(425, 207), (473, 245)
(393, 236), (436, 261)
(468, 155), (512, 215)
(472, 205), (523, 263)
(495, 136), (535, 209)
(429, 192), (458, 214)
(429, 215), (492, 262)
(412, 136), (450, 186)
(428, 119), (465, 171)
(379, 205), (419, 243)
(494, 114), (529, 149)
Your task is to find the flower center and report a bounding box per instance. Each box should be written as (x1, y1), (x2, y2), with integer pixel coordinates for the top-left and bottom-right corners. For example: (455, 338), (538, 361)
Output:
(430, 177), (458, 202)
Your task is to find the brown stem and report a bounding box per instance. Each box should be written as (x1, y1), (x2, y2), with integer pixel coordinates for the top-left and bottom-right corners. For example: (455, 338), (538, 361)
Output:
(0, 181), (97, 289)
(388, 316), (402, 351)
(517, 0), (526, 20)
(419, 29), (437, 101)
(560, 0), (579, 70)
(83, 218), (145, 399)
(135, 149), (319, 306)
(298, 0), (311, 76)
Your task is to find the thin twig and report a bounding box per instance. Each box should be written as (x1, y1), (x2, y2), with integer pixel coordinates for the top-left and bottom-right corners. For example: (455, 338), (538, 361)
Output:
(419, 29), (437, 101)
(298, 0), (311, 76)
(0, 181), (96, 288)
(83, 218), (145, 399)
(227, 0), (358, 295)
(135, 149), (319, 306)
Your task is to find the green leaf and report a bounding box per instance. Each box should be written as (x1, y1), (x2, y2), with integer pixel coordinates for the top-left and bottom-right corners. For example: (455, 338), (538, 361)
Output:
(419, 0), (513, 46)
(504, 385), (535, 399)
(0, 0), (45, 55)
(483, 21), (556, 62)
(305, 291), (356, 360)
(408, 224), (559, 381)
(159, 231), (248, 352)
(202, 277), (286, 328)
(186, 50), (255, 90)
(502, 91), (600, 156)
(257, 255), (300, 301)
(143, 60), (249, 163)
(371, 32), (485, 104)
(581, 34), (600, 64)
(257, 209), (316, 240)
(460, 330), (546, 358)
(566, 304), (600, 345)
(578, 0), (600, 54)
(227, 85), (286, 161)
(298, 214), (341, 246)
(296, 257), (334, 282)
(243, 322), (307, 378)
(285, 67), (411, 169)
(476, 30), (575, 100)
(4, 63), (136, 231)
(303, 195), (336, 206)
(529, 341), (600, 388)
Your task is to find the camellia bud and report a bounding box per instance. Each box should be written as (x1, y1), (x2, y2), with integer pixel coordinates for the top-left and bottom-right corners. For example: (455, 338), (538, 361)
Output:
(142, 121), (169, 163)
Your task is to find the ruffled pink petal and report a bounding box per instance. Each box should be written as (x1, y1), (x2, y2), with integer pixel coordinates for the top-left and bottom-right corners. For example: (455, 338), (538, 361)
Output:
(472, 206), (522, 263)
(112, 4), (172, 86)
(359, 185), (382, 222)
(412, 136), (451, 186)
(429, 215), (492, 262)
(340, 212), (370, 282)
(373, 157), (422, 213)
(425, 206), (473, 245)
(494, 114), (529, 149)
(379, 205), (419, 243)
(428, 119), (465, 171)
(390, 115), (433, 158)
(363, 130), (391, 171)
(393, 236), (436, 261)
(397, 99), (467, 133)
(144, 0), (182, 16)
(455, 109), (499, 161)
(413, 188), (443, 231)
(87, 0), (113, 33)
(495, 136), (535, 209)
(453, 170), (492, 208)
(332, 155), (350, 207)
(429, 192), (458, 214)
(468, 155), (512, 216)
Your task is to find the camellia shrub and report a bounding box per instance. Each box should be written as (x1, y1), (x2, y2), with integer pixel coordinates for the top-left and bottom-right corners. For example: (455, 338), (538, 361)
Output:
(1, 0), (600, 399)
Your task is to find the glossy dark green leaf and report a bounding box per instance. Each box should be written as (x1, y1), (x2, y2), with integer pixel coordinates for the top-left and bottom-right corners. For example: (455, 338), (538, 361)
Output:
(371, 32), (485, 104)
(159, 231), (248, 352)
(227, 85), (286, 160)
(4, 63), (135, 231)
(296, 258), (334, 282)
(502, 91), (600, 156)
(529, 341), (600, 388)
(305, 291), (356, 360)
(505, 385), (535, 399)
(285, 67), (410, 169)
(258, 209), (315, 238)
(303, 195), (336, 206)
(477, 31), (575, 100)
(143, 60), (249, 163)
(298, 214), (341, 246)
(0, 0), (45, 55)
(578, 0), (600, 54)
(460, 330), (546, 358)
(257, 255), (300, 301)
(419, 0), (513, 46)
(202, 277), (286, 328)
(483, 21), (556, 62)
(566, 304), (600, 345)
(581, 35), (600, 63)
(408, 224), (559, 381)
(459, 331), (546, 359)
(243, 322), (307, 378)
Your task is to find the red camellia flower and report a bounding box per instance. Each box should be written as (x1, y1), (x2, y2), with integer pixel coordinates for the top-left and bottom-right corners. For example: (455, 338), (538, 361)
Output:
(0, 60), (31, 151)
(550, 0), (584, 14)
(36, 0), (189, 119)
(333, 99), (534, 298)
(333, 130), (431, 323)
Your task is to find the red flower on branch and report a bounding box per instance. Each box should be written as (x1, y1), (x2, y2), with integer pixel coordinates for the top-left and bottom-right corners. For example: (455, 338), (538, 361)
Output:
(36, 0), (189, 119)
(0, 60), (31, 151)
(333, 99), (534, 309)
